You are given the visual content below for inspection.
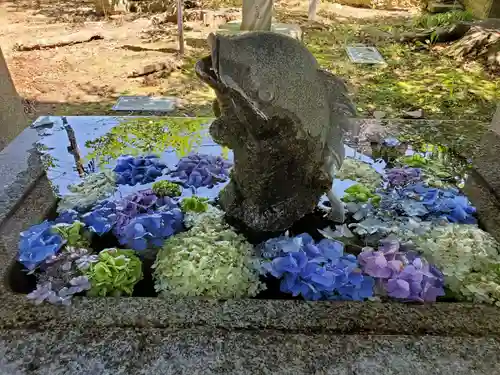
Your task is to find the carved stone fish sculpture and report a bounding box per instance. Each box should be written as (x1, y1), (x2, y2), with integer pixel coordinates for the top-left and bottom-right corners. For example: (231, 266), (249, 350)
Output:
(195, 31), (356, 232)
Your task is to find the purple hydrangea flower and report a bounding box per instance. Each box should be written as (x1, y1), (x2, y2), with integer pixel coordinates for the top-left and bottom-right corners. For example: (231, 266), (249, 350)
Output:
(114, 155), (166, 186)
(18, 221), (65, 271)
(170, 153), (232, 188)
(358, 238), (444, 302)
(386, 168), (422, 187)
(261, 234), (374, 301)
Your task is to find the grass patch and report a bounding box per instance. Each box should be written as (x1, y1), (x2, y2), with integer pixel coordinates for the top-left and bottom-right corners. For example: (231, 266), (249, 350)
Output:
(304, 21), (499, 121)
(412, 10), (474, 29)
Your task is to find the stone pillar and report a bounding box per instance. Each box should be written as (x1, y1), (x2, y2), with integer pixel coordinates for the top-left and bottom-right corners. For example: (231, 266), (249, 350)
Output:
(0, 48), (27, 151)
(240, 0), (273, 31)
(492, 104), (500, 133)
(464, 0), (500, 18)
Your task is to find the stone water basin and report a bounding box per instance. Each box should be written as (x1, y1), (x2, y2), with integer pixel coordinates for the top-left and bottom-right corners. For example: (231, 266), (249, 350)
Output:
(1, 115), (500, 335)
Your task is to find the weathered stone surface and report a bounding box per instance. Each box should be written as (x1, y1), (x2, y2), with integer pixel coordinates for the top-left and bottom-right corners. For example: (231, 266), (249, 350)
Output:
(0, 328), (499, 374)
(464, 0), (500, 19)
(195, 32), (355, 232)
(0, 48), (28, 151)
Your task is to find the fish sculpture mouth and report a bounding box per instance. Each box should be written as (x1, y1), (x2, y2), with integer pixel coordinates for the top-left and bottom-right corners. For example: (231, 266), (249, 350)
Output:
(195, 33), (221, 91)
(195, 54), (220, 91)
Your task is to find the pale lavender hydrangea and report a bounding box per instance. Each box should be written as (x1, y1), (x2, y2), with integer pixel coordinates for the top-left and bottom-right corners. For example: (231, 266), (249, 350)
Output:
(358, 237), (445, 302)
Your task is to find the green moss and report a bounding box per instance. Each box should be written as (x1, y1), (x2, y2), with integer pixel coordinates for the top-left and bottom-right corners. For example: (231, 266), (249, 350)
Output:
(304, 22), (499, 122)
(152, 180), (182, 197)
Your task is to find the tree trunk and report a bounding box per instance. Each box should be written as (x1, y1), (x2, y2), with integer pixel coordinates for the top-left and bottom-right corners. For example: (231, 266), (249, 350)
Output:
(0, 48), (27, 151)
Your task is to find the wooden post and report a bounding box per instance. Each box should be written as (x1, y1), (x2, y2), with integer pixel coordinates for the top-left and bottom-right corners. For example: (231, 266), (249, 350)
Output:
(177, 0), (184, 55)
(0, 47), (28, 151)
(308, 0), (318, 21)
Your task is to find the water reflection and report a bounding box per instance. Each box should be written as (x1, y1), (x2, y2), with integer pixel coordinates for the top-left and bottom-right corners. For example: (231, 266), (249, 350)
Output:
(35, 116), (472, 213)
(35, 116), (230, 198)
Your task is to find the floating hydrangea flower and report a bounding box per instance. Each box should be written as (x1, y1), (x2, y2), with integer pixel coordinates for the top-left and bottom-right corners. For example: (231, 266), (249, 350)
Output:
(81, 200), (118, 235)
(153, 213), (264, 299)
(18, 221), (65, 271)
(27, 247), (95, 306)
(386, 168), (422, 187)
(403, 183), (476, 224)
(337, 158), (383, 190)
(85, 248), (143, 297)
(414, 224), (500, 302)
(54, 210), (79, 225)
(152, 180), (182, 197)
(169, 153), (232, 188)
(180, 196), (209, 213)
(382, 137), (401, 147)
(358, 237), (445, 302)
(342, 184), (380, 205)
(113, 189), (178, 240)
(261, 233), (374, 301)
(114, 155), (166, 186)
(58, 170), (117, 212)
(118, 209), (183, 251)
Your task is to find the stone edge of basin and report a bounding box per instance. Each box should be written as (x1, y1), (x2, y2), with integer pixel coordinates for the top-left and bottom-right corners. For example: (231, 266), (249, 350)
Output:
(1, 117), (500, 336)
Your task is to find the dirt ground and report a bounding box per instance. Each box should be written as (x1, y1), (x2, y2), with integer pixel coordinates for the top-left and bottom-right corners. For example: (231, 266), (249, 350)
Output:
(0, 0), (412, 120)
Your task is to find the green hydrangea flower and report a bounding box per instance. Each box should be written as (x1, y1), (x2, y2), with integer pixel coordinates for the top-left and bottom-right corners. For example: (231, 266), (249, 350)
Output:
(85, 248), (143, 297)
(58, 170), (117, 212)
(415, 224), (500, 304)
(341, 184), (380, 205)
(337, 158), (382, 190)
(180, 196), (209, 213)
(152, 180), (182, 197)
(153, 212), (265, 299)
(52, 220), (91, 249)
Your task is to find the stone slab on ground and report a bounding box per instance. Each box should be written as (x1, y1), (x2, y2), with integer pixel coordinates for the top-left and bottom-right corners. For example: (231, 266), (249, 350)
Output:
(112, 96), (176, 111)
(0, 328), (499, 374)
(427, 1), (464, 13)
(217, 21), (303, 40)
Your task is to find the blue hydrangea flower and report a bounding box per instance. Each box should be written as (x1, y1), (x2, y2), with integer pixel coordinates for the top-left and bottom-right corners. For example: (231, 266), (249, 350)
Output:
(54, 210), (79, 225)
(18, 221), (65, 271)
(403, 183), (476, 224)
(383, 137), (401, 147)
(170, 153), (232, 188)
(118, 208), (184, 251)
(261, 234), (374, 301)
(114, 155), (166, 186)
(81, 200), (118, 235)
